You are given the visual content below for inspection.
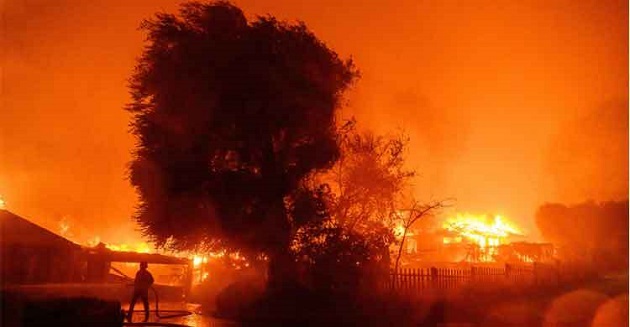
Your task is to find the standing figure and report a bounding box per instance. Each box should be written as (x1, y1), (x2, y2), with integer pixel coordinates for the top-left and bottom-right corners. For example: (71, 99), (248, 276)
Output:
(126, 261), (154, 322)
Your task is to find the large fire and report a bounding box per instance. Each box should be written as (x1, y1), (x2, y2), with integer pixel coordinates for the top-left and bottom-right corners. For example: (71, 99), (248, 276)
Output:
(439, 213), (525, 263)
(84, 238), (246, 284)
(52, 219), (251, 284)
(86, 236), (154, 254)
(442, 213), (521, 248)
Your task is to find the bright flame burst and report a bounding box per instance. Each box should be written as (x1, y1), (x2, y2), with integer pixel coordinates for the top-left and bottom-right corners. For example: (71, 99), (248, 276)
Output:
(83, 235), (248, 283)
(85, 236), (155, 254)
(0, 195), (5, 209)
(392, 210), (414, 240)
(442, 213), (521, 248)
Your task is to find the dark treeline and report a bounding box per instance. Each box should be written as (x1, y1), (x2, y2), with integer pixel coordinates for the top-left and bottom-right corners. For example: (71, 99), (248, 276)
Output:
(535, 199), (628, 272)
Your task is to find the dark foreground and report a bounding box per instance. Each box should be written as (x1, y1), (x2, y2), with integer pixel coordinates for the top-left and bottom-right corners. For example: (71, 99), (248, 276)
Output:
(217, 273), (628, 327)
(2, 273), (627, 327)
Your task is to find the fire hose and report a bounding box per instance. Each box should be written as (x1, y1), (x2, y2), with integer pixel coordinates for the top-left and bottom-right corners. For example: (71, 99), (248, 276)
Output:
(110, 267), (194, 326)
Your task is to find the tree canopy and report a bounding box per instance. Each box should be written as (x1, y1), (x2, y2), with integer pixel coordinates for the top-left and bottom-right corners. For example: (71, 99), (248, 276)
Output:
(328, 120), (414, 232)
(535, 200), (628, 270)
(127, 1), (357, 256)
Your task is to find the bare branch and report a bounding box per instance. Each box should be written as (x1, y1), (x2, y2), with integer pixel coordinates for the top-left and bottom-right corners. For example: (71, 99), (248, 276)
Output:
(393, 198), (453, 276)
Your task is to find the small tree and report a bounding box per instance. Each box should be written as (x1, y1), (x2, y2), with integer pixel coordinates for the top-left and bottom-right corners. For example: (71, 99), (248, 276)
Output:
(393, 200), (447, 276)
(328, 120), (414, 233)
(291, 122), (429, 292)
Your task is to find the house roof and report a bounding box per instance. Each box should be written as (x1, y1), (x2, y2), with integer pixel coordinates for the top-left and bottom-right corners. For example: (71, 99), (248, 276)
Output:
(85, 245), (191, 265)
(0, 209), (80, 249)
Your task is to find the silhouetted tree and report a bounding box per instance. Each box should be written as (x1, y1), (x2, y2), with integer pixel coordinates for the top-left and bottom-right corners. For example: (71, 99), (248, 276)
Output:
(291, 218), (389, 294)
(393, 200), (446, 276)
(535, 200), (628, 271)
(127, 1), (357, 288)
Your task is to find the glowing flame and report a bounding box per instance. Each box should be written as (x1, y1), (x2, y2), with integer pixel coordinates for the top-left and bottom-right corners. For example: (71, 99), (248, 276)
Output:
(105, 242), (153, 253)
(392, 210), (414, 240)
(0, 195), (5, 209)
(442, 213), (521, 248)
(58, 217), (72, 238)
(192, 255), (209, 267)
(84, 235), (153, 253)
(393, 223), (406, 239)
(59, 219), (250, 286)
(87, 236), (101, 247)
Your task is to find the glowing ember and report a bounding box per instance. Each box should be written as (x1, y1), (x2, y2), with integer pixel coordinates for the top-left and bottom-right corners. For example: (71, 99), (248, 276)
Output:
(106, 242), (153, 253)
(87, 236), (101, 247)
(442, 213), (521, 248)
(192, 255), (209, 267)
(58, 217), (71, 238)
(0, 195), (5, 209)
(392, 210), (414, 240)
(83, 235), (152, 253)
(393, 223), (406, 239)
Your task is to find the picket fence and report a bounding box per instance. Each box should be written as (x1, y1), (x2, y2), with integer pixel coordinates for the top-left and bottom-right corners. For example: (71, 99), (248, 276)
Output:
(386, 263), (561, 293)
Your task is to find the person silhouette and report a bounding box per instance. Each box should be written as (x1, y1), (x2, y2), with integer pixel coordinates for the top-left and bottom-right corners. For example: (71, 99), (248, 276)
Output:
(126, 261), (154, 322)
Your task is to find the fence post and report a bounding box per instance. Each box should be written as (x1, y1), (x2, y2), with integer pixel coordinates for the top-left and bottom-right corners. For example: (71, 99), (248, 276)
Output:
(533, 262), (538, 286)
(555, 260), (561, 286)
(421, 268), (425, 289)
(412, 268), (417, 289)
(404, 267), (408, 289)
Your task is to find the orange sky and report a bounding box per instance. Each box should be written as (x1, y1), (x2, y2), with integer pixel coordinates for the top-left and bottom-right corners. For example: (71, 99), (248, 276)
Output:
(2, 0), (627, 243)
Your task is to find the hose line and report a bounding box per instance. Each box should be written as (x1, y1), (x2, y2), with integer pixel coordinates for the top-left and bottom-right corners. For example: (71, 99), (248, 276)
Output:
(122, 287), (193, 326)
(123, 323), (191, 327)
(151, 285), (193, 319)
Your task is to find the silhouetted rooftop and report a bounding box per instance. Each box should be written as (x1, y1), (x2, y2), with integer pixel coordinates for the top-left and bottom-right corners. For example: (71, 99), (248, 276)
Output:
(0, 209), (80, 249)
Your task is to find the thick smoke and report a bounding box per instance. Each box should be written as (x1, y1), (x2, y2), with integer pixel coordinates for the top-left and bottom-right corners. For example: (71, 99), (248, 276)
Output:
(390, 90), (471, 195)
(545, 98), (628, 204)
(535, 200), (628, 271)
(2, 0), (627, 246)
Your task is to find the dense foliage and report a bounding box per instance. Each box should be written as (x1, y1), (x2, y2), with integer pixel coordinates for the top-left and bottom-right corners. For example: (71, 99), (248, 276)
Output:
(127, 1), (357, 259)
(290, 122), (416, 292)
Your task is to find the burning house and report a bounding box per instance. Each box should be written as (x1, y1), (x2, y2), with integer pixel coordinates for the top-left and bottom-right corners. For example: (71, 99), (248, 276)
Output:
(1, 209), (83, 284)
(1, 209), (193, 301)
(396, 213), (555, 266)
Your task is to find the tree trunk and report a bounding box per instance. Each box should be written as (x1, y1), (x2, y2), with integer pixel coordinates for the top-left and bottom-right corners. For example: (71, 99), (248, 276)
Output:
(262, 194), (297, 292)
(259, 137), (298, 292)
(394, 228), (408, 279)
(267, 246), (298, 292)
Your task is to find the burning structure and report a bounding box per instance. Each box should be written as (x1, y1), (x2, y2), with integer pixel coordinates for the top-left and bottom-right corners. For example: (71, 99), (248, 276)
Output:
(396, 213), (555, 266)
(1, 209), (83, 284)
(1, 209), (193, 301)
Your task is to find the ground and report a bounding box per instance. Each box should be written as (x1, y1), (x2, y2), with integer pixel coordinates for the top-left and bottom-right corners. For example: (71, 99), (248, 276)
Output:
(122, 301), (237, 327)
(2, 273), (627, 327)
(425, 272), (629, 327)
